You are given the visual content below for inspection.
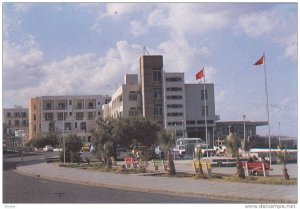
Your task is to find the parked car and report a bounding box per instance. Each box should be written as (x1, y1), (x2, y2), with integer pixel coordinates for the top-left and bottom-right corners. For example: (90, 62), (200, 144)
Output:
(116, 147), (131, 160)
(43, 145), (54, 152)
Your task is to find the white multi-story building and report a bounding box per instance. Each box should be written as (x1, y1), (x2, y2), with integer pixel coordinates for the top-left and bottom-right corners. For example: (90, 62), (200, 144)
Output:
(163, 72), (186, 137)
(102, 74), (142, 118)
(103, 55), (216, 146)
(184, 83), (216, 146)
(29, 95), (110, 142)
(3, 106), (29, 146)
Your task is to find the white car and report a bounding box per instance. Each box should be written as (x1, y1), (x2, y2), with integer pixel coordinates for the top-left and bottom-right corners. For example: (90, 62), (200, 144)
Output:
(43, 145), (54, 152)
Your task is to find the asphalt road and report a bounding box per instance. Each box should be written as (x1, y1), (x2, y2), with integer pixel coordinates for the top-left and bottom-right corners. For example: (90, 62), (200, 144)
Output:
(3, 152), (234, 203)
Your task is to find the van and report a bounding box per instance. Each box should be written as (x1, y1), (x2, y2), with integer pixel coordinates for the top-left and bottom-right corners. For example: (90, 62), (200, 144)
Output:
(174, 138), (207, 156)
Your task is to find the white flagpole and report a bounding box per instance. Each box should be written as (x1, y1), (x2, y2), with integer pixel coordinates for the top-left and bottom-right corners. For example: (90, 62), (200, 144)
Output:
(263, 53), (272, 164)
(203, 68), (208, 158)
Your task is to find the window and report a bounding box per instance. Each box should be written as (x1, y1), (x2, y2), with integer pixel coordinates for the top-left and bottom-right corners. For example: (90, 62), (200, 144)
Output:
(14, 112), (20, 117)
(34, 105), (36, 110)
(8, 120), (11, 126)
(88, 112), (94, 120)
(75, 122), (77, 129)
(69, 112), (72, 116)
(129, 92), (137, 101)
(77, 102), (83, 109)
(58, 113), (64, 120)
(76, 112), (84, 120)
(153, 105), (163, 116)
(7, 112), (11, 118)
(201, 106), (208, 116)
(34, 114), (36, 121)
(153, 70), (162, 82)
(69, 100), (72, 105)
(80, 122), (86, 131)
(186, 120), (196, 125)
(22, 112), (26, 117)
(153, 88), (162, 99)
(34, 125), (36, 132)
(88, 102), (94, 109)
(65, 122), (71, 131)
(201, 90), (208, 100)
(45, 113), (53, 121)
(15, 120), (20, 126)
(58, 103), (65, 109)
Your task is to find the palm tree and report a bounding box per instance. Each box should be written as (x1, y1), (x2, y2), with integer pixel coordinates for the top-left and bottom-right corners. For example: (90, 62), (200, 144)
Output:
(158, 129), (176, 175)
(226, 132), (245, 178)
(194, 146), (204, 177)
(275, 146), (290, 180)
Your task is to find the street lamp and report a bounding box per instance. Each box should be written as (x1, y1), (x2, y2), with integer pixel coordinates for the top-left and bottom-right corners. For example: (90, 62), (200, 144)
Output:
(243, 115), (246, 149)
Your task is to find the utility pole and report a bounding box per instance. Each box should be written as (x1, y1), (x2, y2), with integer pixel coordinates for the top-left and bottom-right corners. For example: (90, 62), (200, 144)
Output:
(243, 115), (246, 149)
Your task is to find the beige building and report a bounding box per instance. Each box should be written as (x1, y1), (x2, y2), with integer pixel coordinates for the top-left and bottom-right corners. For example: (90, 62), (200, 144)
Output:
(28, 95), (110, 142)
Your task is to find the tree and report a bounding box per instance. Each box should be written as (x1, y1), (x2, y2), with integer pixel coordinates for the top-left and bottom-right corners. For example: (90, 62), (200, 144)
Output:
(62, 134), (83, 163)
(226, 132), (245, 178)
(112, 116), (161, 148)
(275, 146), (290, 180)
(47, 120), (59, 147)
(157, 129), (176, 175)
(91, 118), (117, 163)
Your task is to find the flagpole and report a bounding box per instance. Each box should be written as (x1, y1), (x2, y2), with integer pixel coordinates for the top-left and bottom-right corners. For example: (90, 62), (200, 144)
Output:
(203, 67), (208, 158)
(263, 53), (272, 164)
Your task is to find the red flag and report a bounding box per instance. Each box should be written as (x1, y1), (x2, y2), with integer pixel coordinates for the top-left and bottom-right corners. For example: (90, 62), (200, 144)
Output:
(254, 55), (264, 65)
(196, 68), (204, 80)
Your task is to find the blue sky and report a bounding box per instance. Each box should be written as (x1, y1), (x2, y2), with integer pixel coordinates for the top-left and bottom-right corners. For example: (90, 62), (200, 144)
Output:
(2, 3), (297, 137)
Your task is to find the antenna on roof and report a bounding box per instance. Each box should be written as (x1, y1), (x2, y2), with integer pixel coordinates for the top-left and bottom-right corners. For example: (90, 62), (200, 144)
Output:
(143, 46), (150, 55)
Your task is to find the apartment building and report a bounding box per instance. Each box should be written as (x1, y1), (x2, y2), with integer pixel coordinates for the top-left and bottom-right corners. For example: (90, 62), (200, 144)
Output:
(102, 74), (142, 118)
(3, 106), (29, 145)
(28, 95), (110, 142)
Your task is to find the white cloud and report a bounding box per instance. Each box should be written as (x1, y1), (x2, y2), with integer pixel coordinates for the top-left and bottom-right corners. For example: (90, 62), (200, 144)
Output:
(3, 40), (143, 107)
(130, 20), (146, 37)
(237, 11), (277, 37)
(3, 38), (43, 90)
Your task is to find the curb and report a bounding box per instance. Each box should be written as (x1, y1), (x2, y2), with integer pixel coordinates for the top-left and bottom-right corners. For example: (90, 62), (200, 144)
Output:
(14, 166), (296, 204)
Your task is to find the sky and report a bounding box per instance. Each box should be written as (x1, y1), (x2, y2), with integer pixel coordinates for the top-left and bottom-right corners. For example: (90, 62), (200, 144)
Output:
(2, 2), (298, 137)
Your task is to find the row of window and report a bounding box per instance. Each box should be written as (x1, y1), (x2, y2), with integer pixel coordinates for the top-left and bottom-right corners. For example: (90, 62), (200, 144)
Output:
(6, 120), (27, 126)
(43, 112), (100, 121)
(186, 119), (214, 125)
(166, 87), (182, 92)
(42, 100), (100, 110)
(167, 104), (183, 108)
(166, 77), (183, 82)
(6, 112), (27, 118)
(167, 112), (184, 117)
(167, 121), (183, 126)
(166, 95), (183, 100)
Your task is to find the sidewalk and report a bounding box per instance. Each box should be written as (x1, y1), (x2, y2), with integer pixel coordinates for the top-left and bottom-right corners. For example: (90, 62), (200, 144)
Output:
(15, 162), (297, 203)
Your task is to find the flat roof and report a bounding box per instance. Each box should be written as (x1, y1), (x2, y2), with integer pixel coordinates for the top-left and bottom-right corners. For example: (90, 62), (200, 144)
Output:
(216, 121), (268, 127)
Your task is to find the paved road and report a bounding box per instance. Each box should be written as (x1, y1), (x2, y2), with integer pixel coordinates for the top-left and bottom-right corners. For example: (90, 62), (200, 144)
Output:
(3, 153), (235, 203)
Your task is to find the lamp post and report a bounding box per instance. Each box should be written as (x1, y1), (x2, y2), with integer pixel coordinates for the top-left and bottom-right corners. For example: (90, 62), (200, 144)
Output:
(243, 115), (246, 149)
